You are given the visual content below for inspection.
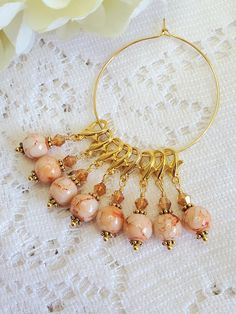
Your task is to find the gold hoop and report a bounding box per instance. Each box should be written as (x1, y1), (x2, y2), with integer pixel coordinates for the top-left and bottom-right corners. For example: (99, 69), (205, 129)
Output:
(16, 20), (218, 248)
(92, 19), (220, 153)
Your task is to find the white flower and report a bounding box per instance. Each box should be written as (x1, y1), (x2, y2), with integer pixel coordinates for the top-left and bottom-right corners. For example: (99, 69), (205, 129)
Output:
(0, 1), (34, 70)
(79, 0), (151, 37)
(24, 0), (150, 36)
(0, 0), (150, 70)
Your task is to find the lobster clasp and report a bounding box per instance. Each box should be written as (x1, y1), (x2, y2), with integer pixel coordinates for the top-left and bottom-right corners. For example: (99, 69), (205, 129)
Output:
(164, 148), (183, 179)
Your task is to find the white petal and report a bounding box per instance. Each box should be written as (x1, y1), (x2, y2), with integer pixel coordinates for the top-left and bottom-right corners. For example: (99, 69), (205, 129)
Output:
(3, 12), (35, 54)
(3, 12), (22, 46)
(25, 0), (103, 32)
(42, 0), (72, 9)
(80, 0), (144, 36)
(56, 20), (81, 39)
(131, 0), (152, 18)
(0, 2), (25, 29)
(0, 30), (15, 70)
(15, 23), (35, 54)
(45, 17), (70, 32)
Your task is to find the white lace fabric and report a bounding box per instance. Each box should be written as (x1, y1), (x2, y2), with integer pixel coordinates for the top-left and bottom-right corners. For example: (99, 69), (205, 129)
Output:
(0, 0), (236, 313)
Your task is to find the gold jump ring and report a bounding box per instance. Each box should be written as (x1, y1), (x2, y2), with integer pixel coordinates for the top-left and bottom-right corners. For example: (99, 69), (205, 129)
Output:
(92, 18), (220, 153)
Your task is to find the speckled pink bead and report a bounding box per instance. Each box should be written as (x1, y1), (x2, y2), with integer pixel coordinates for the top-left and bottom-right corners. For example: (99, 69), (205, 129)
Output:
(123, 214), (152, 242)
(34, 155), (61, 184)
(153, 214), (182, 240)
(70, 194), (99, 222)
(96, 206), (124, 234)
(23, 134), (48, 159)
(49, 177), (77, 206)
(182, 206), (211, 233)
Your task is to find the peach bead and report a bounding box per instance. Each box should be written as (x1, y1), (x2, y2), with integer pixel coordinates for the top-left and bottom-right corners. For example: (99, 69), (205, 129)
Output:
(123, 214), (152, 242)
(49, 177), (77, 206)
(153, 214), (182, 240)
(96, 206), (124, 234)
(23, 134), (48, 159)
(70, 194), (99, 222)
(182, 206), (211, 233)
(35, 155), (61, 184)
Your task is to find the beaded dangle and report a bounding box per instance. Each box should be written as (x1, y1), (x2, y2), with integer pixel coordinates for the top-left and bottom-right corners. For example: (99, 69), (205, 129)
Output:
(16, 19), (219, 252)
(153, 177), (182, 250)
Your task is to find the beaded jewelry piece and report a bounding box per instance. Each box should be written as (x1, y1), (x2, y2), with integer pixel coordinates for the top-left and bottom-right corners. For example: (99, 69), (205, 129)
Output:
(16, 19), (219, 251)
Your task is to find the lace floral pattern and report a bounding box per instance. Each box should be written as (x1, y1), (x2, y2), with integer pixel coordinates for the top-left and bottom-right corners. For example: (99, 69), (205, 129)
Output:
(0, 0), (236, 313)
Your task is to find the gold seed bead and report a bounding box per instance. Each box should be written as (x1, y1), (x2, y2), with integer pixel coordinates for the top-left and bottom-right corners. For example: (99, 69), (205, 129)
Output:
(110, 203), (122, 209)
(58, 160), (65, 171)
(89, 192), (100, 201)
(160, 209), (173, 215)
(47, 137), (52, 148)
(133, 209), (147, 215)
(71, 178), (80, 186)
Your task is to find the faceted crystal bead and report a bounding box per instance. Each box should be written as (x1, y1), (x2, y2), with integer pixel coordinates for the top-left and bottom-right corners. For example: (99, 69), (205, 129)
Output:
(93, 182), (106, 196)
(63, 155), (77, 167)
(111, 190), (124, 205)
(177, 192), (191, 208)
(73, 169), (88, 183)
(158, 196), (171, 210)
(51, 134), (65, 146)
(135, 197), (148, 210)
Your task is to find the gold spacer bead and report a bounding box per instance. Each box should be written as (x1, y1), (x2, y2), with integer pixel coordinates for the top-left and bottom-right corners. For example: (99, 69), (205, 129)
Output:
(101, 230), (113, 241)
(58, 160), (65, 171)
(47, 198), (58, 208)
(110, 202), (122, 209)
(130, 240), (143, 251)
(197, 231), (209, 241)
(162, 239), (175, 250)
(89, 192), (100, 201)
(28, 171), (38, 182)
(70, 216), (81, 227)
(47, 137), (52, 148)
(15, 142), (24, 154)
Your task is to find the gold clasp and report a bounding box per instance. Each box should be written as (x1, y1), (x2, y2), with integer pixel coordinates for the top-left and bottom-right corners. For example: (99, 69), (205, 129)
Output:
(163, 149), (183, 191)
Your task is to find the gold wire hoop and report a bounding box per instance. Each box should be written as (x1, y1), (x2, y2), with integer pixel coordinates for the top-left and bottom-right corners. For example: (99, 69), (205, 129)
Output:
(92, 19), (220, 153)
